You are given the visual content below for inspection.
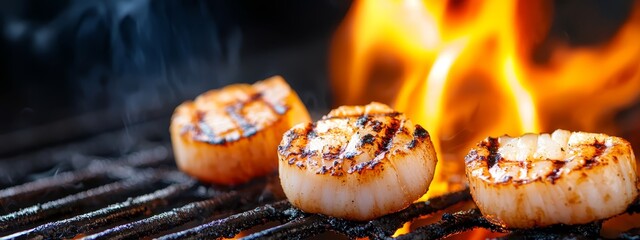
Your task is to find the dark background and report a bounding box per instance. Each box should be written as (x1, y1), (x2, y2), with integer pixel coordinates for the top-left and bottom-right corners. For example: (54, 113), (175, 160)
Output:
(0, 0), (635, 157)
(0, 0), (352, 156)
(0, 0), (351, 130)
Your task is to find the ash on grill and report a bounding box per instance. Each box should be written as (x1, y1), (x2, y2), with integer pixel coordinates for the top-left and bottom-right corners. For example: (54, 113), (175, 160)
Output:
(1, 120), (639, 240)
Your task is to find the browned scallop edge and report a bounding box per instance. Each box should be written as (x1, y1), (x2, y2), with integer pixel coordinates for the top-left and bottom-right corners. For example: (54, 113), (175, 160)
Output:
(190, 92), (289, 144)
(279, 112), (431, 177)
(465, 137), (609, 185)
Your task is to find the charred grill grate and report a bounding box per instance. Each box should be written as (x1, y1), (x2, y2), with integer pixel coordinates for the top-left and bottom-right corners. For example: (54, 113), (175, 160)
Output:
(1, 120), (639, 240)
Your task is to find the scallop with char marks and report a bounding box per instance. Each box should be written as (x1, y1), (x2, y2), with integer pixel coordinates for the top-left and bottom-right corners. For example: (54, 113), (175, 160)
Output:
(465, 129), (639, 228)
(170, 76), (311, 185)
(278, 102), (438, 221)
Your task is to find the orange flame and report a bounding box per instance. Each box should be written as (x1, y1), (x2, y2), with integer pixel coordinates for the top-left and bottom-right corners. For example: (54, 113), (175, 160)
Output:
(331, 0), (640, 237)
(331, 0), (640, 195)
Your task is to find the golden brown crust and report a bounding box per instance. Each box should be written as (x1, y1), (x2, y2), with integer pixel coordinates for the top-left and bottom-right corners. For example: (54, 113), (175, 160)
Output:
(170, 76), (311, 185)
(278, 102), (432, 177)
(174, 77), (293, 145)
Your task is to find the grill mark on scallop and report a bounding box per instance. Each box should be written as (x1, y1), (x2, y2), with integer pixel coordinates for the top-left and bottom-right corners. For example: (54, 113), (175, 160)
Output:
(278, 132), (295, 156)
(197, 121), (227, 144)
(407, 125), (429, 149)
(376, 117), (402, 156)
(356, 115), (370, 127)
(348, 117), (404, 174)
(580, 140), (607, 169)
(280, 123), (321, 172)
(187, 110), (229, 144)
(263, 99), (288, 115)
(282, 110), (416, 176)
(278, 125), (309, 156)
(545, 160), (566, 184)
(190, 92), (291, 144)
(360, 134), (376, 146)
(370, 120), (383, 132)
(353, 114), (384, 132)
(469, 133), (616, 185)
(225, 103), (258, 138)
(484, 137), (502, 168)
(320, 112), (401, 121)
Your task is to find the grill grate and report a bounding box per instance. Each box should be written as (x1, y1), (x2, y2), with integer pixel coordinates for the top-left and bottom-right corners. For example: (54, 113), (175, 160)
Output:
(1, 120), (640, 239)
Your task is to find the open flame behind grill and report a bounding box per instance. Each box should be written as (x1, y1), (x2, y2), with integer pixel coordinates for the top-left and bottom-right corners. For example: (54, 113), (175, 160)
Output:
(0, 119), (639, 240)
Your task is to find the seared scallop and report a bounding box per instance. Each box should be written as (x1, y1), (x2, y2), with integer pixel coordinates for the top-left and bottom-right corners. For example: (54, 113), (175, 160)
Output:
(278, 102), (438, 221)
(170, 76), (311, 185)
(465, 129), (639, 228)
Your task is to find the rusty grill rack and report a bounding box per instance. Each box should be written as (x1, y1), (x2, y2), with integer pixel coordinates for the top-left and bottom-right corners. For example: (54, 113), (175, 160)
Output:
(1, 119), (639, 240)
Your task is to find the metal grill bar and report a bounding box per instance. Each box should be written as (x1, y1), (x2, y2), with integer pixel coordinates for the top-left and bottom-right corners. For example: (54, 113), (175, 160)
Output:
(241, 216), (328, 240)
(158, 200), (292, 240)
(10, 181), (196, 240)
(83, 185), (269, 240)
(395, 208), (503, 240)
(396, 208), (603, 240)
(0, 176), (158, 235)
(0, 170), (112, 214)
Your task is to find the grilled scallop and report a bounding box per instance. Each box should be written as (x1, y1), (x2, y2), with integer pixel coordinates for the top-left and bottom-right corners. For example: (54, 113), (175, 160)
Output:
(170, 76), (311, 185)
(466, 129), (639, 228)
(278, 102), (438, 221)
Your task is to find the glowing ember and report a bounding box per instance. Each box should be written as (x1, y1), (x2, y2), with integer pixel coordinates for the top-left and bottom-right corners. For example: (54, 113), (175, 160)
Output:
(331, 0), (640, 237)
(392, 222), (412, 237)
